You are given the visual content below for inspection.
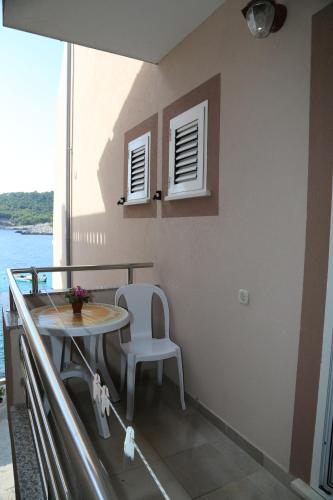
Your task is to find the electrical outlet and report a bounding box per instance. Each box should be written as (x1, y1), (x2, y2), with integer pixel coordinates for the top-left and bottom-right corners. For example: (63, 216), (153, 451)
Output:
(238, 289), (249, 305)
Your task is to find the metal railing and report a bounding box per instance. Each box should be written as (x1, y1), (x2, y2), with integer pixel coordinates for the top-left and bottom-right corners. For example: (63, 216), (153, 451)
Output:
(7, 262), (154, 499)
(20, 335), (69, 498)
(9, 262), (153, 300)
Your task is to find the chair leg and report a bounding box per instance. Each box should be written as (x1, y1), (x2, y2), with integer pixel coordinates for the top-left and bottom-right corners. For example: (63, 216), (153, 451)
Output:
(120, 354), (126, 393)
(157, 360), (163, 386)
(63, 338), (71, 368)
(176, 349), (186, 410)
(126, 355), (136, 421)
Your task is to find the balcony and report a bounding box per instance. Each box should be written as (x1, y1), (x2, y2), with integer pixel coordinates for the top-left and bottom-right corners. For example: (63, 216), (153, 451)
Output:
(2, 263), (300, 499)
(2, 0), (333, 497)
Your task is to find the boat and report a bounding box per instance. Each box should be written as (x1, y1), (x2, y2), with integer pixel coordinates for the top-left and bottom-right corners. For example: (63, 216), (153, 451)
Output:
(15, 274), (47, 283)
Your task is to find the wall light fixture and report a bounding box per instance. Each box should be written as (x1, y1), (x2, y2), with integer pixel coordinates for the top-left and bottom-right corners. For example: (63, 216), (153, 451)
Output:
(242, 0), (287, 38)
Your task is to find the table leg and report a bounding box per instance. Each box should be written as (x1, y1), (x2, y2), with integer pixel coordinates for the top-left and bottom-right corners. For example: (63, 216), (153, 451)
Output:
(44, 336), (64, 414)
(83, 336), (120, 403)
(59, 363), (111, 439)
(96, 335), (120, 403)
(82, 336), (111, 439)
(63, 338), (71, 368)
(50, 336), (64, 372)
(83, 336), (96, 368)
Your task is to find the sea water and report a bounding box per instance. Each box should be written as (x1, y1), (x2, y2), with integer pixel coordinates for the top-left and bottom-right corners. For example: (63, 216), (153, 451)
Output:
(0, 228), (53, 377)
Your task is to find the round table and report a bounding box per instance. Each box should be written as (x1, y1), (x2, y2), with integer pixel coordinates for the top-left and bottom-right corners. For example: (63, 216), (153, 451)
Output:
(31, 303), (129, 439)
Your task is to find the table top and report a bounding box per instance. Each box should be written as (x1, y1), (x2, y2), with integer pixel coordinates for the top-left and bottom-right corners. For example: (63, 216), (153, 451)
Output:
(31, 303), (129, 337)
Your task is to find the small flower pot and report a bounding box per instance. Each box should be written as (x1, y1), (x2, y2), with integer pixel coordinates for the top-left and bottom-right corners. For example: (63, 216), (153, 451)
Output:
(72, 302), (83, 315)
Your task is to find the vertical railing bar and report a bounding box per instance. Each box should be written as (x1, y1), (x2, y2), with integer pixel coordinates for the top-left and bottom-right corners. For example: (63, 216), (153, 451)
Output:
(31, 267), (39, 295)
(22, 361), (61, 499)
(27, 409), (50, 498)
(128, 266), (134, 284)
(20, 335), (70, 498)
(9, 287), (16, 312)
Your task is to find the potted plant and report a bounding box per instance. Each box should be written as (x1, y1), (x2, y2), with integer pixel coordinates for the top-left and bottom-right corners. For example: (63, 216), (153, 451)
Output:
(65, 285), (90, 315)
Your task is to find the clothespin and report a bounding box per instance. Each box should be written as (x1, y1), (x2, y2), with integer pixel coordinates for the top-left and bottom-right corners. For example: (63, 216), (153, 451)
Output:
(100, 385), (110, 417)
(93, 373), (102, 402)
(124, 426), (135, 461)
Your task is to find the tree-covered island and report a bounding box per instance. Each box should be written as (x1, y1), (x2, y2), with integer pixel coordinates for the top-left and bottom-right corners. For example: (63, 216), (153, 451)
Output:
(0, 192), (53, 231)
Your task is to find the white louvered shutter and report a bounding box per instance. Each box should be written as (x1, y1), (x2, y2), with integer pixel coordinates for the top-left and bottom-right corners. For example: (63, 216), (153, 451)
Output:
(127, 132), (150, 203)
(167, 100), (209, 199)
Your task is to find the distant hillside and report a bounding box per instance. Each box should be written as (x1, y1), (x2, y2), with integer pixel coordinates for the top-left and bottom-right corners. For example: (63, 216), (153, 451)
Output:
(0, 191), (53, 226)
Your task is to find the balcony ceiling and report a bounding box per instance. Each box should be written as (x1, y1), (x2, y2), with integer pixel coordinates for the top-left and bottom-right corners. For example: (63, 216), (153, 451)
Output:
(3, 0), (225, 63)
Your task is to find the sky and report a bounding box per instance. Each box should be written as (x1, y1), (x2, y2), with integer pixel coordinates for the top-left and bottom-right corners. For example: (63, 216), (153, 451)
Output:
(0, 10), (64, 194)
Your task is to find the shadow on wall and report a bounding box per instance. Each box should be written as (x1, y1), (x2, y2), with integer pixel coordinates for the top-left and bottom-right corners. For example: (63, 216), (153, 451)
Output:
(70, 43), (216, 269)
(69, 62), (164, 285)
(96, 63), (159, 215)
(70, 0), (233, 261)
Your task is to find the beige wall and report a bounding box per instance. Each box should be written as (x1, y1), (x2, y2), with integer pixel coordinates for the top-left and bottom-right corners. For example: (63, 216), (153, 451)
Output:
(55, 0), (331, 471)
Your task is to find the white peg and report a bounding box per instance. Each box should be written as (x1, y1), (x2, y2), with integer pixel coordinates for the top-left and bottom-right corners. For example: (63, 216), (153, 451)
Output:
(93, 373), (102, 402)
(100, 385), (110, 417)
(124, 426), (135, 461)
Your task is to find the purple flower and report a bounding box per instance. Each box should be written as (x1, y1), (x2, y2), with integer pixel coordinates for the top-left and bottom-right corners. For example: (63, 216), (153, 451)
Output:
(65, 285), (90, 303)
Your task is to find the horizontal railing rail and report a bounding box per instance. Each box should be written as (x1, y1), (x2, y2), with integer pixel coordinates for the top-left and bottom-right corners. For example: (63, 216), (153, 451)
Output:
(10, 262), (154, 296)
(6, 262), (154, 499)
(10, 262), (153, 273)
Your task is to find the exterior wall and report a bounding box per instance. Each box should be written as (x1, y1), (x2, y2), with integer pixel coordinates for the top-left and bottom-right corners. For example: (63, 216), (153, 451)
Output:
(56, 0), (331, 471)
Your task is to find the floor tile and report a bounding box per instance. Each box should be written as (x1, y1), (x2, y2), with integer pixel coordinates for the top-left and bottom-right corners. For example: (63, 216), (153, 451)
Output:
(133, 386), (193, 423)
(185, 413), (225, 444)
(248, 468), (299, 500)
(133, 398), (181, 428)
(199, 477), (268, 499)
(165, 442), (246, 498)
(139, 410), (208, 457)
(212, 435), (260, 475)
(99, 429), (160, 476)
(112, 460), (190, 500)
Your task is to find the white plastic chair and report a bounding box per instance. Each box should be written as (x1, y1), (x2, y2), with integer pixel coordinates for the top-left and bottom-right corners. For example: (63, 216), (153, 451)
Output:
(115, 283), (186, 420)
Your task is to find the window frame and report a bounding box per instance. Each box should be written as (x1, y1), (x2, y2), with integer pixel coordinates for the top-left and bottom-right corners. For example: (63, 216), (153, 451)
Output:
(125, 132), (150, 205)
(166, 100), (210, 201)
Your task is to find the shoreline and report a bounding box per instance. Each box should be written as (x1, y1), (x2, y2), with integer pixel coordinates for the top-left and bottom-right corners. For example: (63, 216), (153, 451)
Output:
(0, 223), (53, 235)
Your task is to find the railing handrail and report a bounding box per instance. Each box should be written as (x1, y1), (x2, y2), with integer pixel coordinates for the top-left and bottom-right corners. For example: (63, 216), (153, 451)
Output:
(6, 262), (154, 499)
(10, 262), (154, 273)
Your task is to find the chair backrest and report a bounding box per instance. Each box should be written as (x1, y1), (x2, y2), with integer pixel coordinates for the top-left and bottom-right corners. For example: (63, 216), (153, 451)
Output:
(115, 283), (170, 341)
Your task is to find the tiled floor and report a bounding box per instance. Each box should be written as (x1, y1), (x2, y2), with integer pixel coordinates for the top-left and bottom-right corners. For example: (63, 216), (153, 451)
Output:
(68, 373), (300, 500)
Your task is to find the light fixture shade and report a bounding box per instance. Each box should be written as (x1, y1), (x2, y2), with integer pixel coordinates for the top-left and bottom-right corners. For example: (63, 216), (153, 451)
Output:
(245, 1), (275, 38)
